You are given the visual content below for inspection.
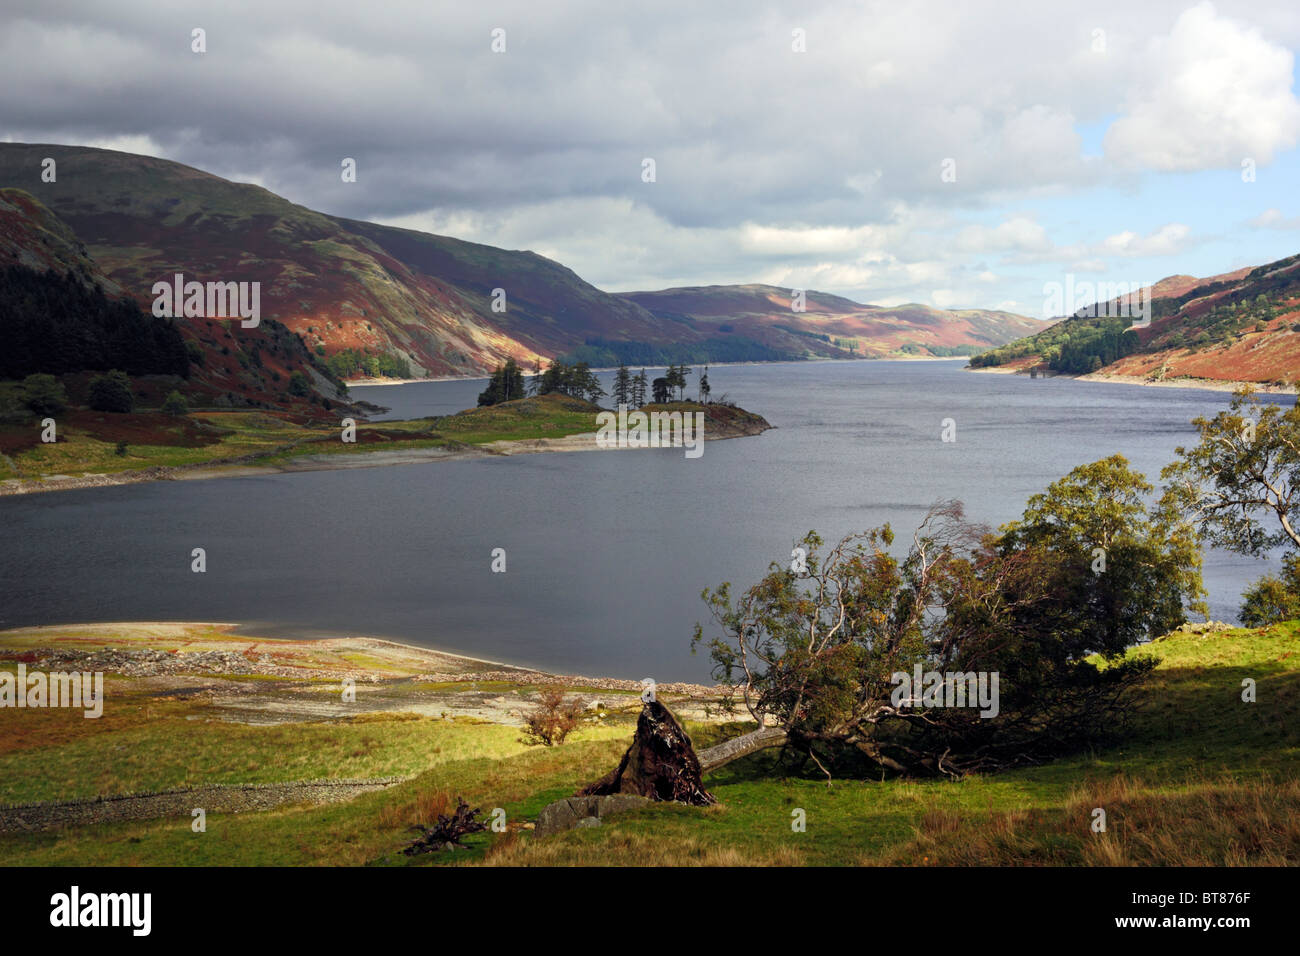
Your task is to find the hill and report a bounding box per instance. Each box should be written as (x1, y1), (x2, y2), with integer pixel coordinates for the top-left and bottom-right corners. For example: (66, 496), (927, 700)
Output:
(0, 186), (354, 414)
(0, 187), (124, 291)
(0, 144), (701, 380)
(0, 144), (1042, 380)
(969, 254), (1300, 386)
(615, 283), (1043, 362)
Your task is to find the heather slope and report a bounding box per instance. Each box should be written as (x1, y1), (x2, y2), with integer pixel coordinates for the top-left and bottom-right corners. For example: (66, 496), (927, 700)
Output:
(620, 283), (1043, 360)
(0, 143), (678, 379)
(970, 254), (1300, 386)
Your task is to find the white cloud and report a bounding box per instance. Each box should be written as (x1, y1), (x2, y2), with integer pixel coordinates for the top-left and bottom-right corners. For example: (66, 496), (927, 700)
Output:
(1250, 208), (1300, 229)
(954, 217), (1053, 254)
(1105, 2), (1300, 171)
(1099, 222), (1193, 256)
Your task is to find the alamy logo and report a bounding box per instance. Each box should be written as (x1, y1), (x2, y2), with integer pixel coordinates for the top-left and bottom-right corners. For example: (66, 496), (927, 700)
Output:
(152, 272), (260, 327)
(50, 886), (150, 936)
(595, 404), (706, 459)
(1042, 274), (1152, 329)
(0, 664), (103, 718)
(890, 666), (999, 718)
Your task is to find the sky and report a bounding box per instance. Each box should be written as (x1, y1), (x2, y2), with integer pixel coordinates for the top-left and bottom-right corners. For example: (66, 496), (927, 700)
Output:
(2, 0), (1299, 317)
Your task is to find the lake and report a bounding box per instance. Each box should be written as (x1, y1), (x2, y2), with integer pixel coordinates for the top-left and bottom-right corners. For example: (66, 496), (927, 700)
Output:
(0, 360), (1289, 681)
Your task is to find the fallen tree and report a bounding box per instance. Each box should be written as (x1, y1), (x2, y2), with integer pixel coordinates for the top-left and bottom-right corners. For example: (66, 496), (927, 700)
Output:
(582, 462), (1200, 795)
(687, 466), (1199, 781)
(696, 725), (788, 773)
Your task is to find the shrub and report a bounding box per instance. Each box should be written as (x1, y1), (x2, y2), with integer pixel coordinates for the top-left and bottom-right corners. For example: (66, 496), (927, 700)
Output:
(288, 370), (311, 397)
(88, 370), (134, 412)
(114, 440), (128, 456)
(21, 374), (67, 415)
(1240, 554), (1300, 627)
(521, 687), (584, 746)
(161, 390), (189, 416)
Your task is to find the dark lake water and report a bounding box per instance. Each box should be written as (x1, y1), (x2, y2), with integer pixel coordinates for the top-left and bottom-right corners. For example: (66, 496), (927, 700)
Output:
(1, 360), (1289, 681)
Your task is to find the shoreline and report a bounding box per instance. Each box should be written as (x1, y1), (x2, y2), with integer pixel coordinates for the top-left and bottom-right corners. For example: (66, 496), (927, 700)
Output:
(966, 364), (1297, 396)
(0, 422), (770, 498)
(343, 354), (971, 387)
(0, 621), (723, 698)
(0, 620), (549, 677)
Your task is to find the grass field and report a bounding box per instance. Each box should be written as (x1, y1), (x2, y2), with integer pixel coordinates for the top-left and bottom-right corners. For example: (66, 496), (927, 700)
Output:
(0, 392), (604, 482)
(1, 621), (1296, 866)
(0, 392), (767, 484)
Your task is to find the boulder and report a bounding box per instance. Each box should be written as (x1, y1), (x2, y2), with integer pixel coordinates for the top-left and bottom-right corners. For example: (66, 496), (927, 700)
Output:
(534, 793), (651, 837)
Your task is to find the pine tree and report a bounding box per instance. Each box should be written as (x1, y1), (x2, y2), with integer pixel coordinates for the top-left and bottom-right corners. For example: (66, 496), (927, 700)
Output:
(664, 365), (680, 399)
(632, 369), (648, 408)
(574, 362), (606, 404)
(676, 361), (696, 400)
(477, 358), (526, 406)
(613, 364), (632, 407)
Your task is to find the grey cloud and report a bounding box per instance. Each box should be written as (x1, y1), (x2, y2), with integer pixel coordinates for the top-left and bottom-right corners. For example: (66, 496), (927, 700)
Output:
(1, 0), (1296, 307)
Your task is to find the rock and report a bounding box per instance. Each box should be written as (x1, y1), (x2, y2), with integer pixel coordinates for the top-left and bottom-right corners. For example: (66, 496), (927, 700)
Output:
(593, 794), (653, 818)
(1174, 620), (1235, 635)
(535, 797), (584, 837)
(533, 793), (651, 837)
(576, 816), (601, 829)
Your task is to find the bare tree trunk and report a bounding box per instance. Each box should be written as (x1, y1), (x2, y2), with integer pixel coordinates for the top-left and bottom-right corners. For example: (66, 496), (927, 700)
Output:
(697, 725), (788, 773)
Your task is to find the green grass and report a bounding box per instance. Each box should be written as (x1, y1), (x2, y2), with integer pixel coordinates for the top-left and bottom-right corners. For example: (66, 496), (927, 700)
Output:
(0, 698), (629, 806)
(0, 410), (310, 480)
(2, 623), (1297, 866)
(1, 391), (770, 482)
(0, 393), (604, 482)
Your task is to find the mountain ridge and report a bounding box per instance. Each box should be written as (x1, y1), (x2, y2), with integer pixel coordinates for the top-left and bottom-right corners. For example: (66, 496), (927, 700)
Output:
(0, 143), (1042, 380)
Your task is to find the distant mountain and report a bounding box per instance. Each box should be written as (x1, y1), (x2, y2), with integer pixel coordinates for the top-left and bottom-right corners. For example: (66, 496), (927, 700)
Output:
(617, 284), (1044, 361)
(969, 255), (1300, 385)
(0, 144), (1042, 382)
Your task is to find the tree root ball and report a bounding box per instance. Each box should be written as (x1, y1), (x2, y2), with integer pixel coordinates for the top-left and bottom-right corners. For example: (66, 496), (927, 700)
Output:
(581, 700), (715, 806)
